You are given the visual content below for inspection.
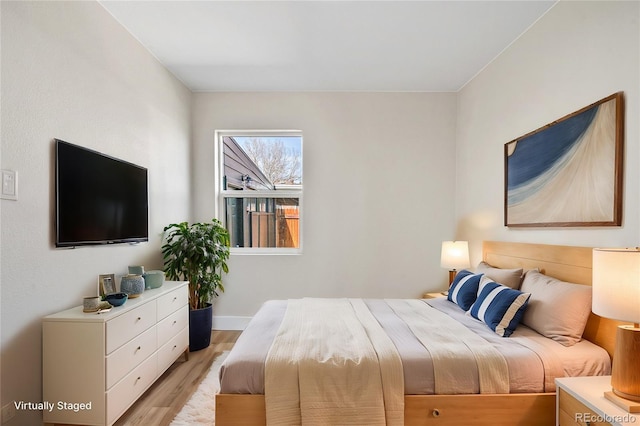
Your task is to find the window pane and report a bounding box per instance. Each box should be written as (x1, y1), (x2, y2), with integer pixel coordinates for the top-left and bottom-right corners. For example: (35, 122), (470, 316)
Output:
(222, 136), (302, 190)
(219, 132), (302, 252)
(225, 197), (300, 248)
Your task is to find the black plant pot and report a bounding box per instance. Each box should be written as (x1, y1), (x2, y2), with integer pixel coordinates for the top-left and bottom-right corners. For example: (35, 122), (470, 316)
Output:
(189, 303), (213, 352)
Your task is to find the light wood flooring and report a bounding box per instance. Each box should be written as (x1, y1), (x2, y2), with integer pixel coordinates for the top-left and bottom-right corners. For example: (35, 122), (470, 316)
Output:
(114, 330), (241, 426)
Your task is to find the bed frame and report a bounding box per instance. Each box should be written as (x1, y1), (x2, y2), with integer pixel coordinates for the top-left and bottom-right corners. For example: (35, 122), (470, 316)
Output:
(215, 241), (621, 425)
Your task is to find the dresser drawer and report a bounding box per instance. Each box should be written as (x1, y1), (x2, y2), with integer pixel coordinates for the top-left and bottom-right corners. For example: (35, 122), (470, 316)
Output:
(106, 325), (157, 389)
(157, 286), (189, 321)
(559, 389), (611, 426)
(157, 306), (188, 344)
(158, 327), (189, 372)
(106, 353), (157, 425)
(106, 301), (157, 354)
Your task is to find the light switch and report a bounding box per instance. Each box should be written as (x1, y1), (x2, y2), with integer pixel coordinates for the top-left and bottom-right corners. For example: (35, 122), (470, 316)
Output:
(1, 170), (18, 200)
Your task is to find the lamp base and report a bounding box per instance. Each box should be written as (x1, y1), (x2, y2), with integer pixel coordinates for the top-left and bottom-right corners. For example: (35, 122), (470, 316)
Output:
(448, 270), (457, 286)
(609, 325), (640, 413)
(605, 391), (640, 413)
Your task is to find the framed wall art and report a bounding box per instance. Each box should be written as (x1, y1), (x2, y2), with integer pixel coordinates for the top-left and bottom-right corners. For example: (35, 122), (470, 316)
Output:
(504, 92), (624, 227)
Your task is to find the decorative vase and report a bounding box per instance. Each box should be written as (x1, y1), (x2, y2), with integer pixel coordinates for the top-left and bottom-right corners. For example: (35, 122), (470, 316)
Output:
(128, 265), (145, 275)
(143, 270), (165, 289)
(120, 274), (145, 298)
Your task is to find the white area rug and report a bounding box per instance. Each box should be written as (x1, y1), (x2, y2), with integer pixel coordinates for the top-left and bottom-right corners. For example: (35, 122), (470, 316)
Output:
(170, 351), (229, 426)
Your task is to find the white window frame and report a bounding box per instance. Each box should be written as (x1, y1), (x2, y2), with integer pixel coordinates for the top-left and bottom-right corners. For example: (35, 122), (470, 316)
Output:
(215, 129), (303, 255)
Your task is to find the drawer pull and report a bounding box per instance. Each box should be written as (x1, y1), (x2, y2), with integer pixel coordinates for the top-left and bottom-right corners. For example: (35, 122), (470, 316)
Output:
(173, 297), (177, 301)
(432, 409), (440, 418)
(135, 376), (141, 383)
(136, 346), (141, 352)
(173, 345), (177, 349)
(173, 320), (177, 325)
(136, 317), (141, 321)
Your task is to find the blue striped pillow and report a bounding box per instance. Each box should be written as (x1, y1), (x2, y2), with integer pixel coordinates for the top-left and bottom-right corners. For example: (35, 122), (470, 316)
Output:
(447, 270), (483, 310)
(469, 276), (531, 337)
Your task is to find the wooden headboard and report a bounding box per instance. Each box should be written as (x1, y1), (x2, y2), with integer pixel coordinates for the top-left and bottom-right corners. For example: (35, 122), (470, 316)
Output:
(482, 241), (621, 358)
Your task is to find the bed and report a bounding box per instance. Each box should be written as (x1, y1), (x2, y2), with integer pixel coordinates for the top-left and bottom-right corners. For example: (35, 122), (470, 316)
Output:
(215, 241), (622, 425)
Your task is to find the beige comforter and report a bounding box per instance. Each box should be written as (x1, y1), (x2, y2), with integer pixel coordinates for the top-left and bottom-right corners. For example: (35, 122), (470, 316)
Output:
(264, 298), (510, 425)
(265, 298), (404, 425)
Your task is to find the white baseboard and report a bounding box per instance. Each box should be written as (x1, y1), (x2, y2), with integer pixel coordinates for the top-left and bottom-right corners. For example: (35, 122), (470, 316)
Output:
(213, 315), (251, 331)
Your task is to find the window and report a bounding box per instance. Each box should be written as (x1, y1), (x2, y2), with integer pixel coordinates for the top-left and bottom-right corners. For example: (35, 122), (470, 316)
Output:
(216, 130), (302, 253)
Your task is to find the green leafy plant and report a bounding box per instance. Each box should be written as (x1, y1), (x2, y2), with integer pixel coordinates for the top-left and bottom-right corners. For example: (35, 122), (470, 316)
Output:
(162, 219), (230, 310)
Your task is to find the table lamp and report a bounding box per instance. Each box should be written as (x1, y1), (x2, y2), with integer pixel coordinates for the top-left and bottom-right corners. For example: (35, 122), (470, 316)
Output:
(592, 247), (640, 412)
(441, 241), (470, 285)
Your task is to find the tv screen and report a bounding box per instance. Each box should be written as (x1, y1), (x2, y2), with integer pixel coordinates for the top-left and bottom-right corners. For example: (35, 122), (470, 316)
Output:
(55, 139), (149, 247)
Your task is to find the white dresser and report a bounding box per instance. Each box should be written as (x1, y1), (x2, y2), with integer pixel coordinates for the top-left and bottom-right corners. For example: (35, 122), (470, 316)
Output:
(43, 281), (189, 426)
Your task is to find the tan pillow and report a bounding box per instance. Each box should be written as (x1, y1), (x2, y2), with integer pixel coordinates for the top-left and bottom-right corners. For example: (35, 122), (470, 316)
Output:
(520, 270), (592, 346)
(475, 261), (523, 289)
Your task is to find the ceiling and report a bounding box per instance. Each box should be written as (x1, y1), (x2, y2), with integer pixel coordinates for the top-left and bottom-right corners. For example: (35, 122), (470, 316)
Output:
(99, 1), (556, 92)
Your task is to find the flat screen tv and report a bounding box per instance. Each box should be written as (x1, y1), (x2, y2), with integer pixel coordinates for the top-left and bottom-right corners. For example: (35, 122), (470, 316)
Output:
(55, 139), (148, 247)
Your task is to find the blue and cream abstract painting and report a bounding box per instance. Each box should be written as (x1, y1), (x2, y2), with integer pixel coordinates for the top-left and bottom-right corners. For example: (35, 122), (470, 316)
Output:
(506, 96), (618, 225)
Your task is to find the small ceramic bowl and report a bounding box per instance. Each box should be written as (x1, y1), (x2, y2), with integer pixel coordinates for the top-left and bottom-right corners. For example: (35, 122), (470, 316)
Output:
(104, 292), (128, 307)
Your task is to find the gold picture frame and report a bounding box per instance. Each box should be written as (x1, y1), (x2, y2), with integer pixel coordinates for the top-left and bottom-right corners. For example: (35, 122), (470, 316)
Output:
(98, 274), (116, 297)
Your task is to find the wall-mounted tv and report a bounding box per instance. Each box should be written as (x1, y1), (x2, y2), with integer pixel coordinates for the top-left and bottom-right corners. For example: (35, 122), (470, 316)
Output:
(55, 139), (148, 247)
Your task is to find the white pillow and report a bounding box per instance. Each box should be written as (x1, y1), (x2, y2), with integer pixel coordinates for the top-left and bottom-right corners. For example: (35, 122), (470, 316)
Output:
(520, 270), (592, 346)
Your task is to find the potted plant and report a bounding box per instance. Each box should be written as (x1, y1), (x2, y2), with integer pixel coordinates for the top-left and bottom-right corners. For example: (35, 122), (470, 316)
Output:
(162, 219), (230, 351)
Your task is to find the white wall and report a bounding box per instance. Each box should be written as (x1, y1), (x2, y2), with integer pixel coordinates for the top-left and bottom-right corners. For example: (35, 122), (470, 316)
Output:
(192, 92), (458, 324)
(456, 0), (640, 263)
(0, 2), (191, 424)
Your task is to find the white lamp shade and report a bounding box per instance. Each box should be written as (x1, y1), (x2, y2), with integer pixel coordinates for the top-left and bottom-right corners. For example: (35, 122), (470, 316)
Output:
(441, 241), (470, 270)
(592, 247), (640, 324)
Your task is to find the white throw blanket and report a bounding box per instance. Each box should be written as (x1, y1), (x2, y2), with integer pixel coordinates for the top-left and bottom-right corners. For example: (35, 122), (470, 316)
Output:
(265, 298), (404, 426)
(386, 299), (510, 394)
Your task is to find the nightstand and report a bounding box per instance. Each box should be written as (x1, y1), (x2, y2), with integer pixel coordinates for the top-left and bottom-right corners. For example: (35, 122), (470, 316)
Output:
(556, 376), (639, 426)
(422, 291), (447, 299)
